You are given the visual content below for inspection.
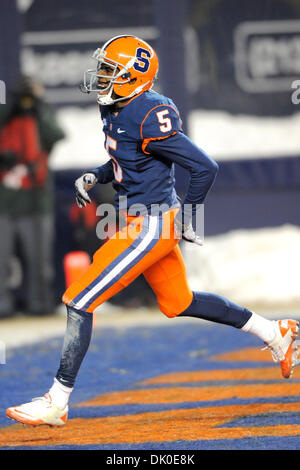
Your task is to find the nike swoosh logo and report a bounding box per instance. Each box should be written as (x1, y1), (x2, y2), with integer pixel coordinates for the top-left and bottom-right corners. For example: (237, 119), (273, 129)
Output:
(117, 128), (126, 133)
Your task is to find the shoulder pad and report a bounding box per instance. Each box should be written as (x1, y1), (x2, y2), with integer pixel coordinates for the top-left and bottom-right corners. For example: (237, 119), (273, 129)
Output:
(140, 97), (182, 141)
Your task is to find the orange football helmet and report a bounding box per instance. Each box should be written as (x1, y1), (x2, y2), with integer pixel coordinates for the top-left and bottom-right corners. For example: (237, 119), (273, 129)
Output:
(81, 35), (159, 105)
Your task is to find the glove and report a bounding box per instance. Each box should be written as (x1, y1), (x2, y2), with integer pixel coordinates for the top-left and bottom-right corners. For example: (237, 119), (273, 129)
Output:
(75, 172), (98, 208)
(174, 214), (203, 246)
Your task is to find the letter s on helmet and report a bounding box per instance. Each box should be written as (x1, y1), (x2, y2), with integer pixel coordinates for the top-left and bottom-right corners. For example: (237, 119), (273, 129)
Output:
(81, 35), (159, 105)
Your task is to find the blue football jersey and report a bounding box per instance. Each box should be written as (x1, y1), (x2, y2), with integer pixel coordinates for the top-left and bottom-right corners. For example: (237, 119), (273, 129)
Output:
(97, 90), (182, 215)
(91, 89), (219, 219)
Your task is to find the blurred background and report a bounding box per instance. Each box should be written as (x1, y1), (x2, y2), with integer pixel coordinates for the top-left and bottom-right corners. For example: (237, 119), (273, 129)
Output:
(0, 0), (299, 321)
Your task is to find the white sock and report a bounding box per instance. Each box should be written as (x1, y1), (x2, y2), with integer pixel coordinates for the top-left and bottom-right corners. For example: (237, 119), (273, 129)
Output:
(241, 312), (277, 344)
(49, 378), (73, 409)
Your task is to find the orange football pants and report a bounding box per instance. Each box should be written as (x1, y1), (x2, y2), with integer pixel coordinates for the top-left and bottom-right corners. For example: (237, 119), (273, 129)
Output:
(62, 208), (193, 317)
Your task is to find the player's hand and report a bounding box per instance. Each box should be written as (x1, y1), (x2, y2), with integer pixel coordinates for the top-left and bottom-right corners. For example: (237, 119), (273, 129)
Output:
(174, 215), (203, 246)
(75, 172), (98, 208)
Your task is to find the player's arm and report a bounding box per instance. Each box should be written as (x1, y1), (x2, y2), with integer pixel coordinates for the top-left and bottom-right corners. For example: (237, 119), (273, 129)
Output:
(90, 159), (114, 184)
(140, 103), (218, 241)
(146, 132), (218, 210)
(75, 160), (114, 208)
(140, 103), (218, 212)
(146, 133), (218, 244)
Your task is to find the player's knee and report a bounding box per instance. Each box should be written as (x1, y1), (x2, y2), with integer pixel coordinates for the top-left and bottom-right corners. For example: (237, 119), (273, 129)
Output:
(62, 292), (88, 314)
(158, 291), (194, 318)
(207, 160), (219, 183)
(159, 304), (187, 319)
(62, 292), (73, 308)
(210, 159), (219, 175)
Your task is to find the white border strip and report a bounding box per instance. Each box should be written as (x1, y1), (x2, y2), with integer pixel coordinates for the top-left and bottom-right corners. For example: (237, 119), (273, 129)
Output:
(22, 26), (159, 46)
(45, 88), (96, 103)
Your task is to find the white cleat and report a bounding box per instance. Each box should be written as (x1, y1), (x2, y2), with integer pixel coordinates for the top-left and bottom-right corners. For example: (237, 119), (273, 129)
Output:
(263, 319), (299, 379)
(6, 393), (68, 427)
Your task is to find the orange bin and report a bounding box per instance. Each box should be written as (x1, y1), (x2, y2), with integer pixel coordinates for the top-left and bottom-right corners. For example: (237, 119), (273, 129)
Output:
(63, 251), (91, 288)
(63, 251), (97, 326)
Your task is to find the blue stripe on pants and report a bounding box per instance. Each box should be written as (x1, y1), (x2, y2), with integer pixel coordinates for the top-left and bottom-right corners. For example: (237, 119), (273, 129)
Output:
(72, 215), (163, 311)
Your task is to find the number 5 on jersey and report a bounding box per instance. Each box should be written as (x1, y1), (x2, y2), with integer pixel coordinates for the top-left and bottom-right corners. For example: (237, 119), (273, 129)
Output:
(156, 109), (172, 133)
(105, 135), (123, 182)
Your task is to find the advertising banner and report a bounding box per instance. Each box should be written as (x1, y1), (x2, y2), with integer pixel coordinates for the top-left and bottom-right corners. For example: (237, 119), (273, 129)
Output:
(18, 0), (300, 116)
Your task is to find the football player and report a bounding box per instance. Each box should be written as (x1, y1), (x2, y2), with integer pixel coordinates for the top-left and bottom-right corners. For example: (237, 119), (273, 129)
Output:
(6, 36), (299, 427)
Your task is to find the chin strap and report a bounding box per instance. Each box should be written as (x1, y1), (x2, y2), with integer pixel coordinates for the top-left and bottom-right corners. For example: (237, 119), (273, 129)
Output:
(97, 80), (151, 106)
(97, 85), (115, 105)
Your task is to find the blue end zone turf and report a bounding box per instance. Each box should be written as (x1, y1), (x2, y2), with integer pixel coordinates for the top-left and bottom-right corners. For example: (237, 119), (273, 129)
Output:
(1, 321), (300, 449)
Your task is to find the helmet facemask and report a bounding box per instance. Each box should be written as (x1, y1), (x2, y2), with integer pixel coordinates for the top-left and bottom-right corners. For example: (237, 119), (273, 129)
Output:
(82, 48), (139, 105)
(81, 46), (152, 105)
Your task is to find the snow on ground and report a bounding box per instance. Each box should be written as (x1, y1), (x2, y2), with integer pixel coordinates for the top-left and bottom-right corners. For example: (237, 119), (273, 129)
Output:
(49, 106), (107, 170)
(183, 224), (300, 314)
(188, 110), (300, 160)
(49, 106), (300, 169)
